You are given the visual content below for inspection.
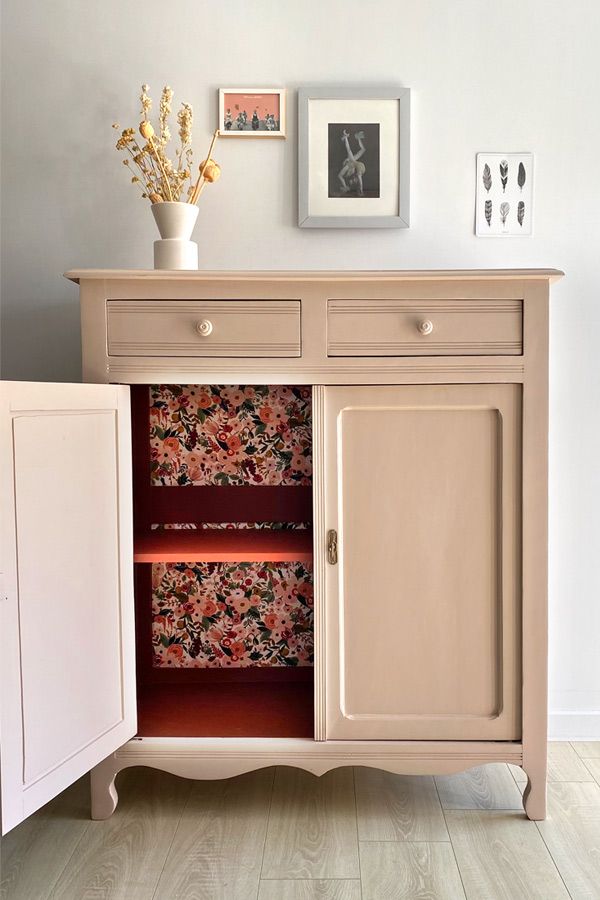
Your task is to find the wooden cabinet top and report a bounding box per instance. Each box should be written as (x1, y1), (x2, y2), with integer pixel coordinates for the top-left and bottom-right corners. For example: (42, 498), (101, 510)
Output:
(73, 267), (561, 384)
(65, 268), (564, 285)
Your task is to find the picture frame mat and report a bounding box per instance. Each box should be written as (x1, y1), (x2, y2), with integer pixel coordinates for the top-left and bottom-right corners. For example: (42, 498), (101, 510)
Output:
(308, 98), (399, 216)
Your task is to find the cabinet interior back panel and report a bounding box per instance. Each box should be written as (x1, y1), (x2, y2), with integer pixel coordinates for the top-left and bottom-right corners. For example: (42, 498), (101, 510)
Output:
(338, 401), (507, 720)
(13, 413), (124, 784)
(152, 560), (313, 668)
(149, 384), (312, 486)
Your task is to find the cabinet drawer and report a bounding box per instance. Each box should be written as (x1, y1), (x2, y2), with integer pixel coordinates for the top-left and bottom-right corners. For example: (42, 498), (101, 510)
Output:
(327, 299), (523, 356)
(107, 300), (301, 357)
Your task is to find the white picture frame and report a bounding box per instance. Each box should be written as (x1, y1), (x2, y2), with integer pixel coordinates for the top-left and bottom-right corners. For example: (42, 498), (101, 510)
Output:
(298, 85), (410, 228)
(219, 88), (286, 138)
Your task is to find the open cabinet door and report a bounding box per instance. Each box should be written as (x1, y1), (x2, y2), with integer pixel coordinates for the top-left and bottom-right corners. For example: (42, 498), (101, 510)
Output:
(0, 382), (135, 833)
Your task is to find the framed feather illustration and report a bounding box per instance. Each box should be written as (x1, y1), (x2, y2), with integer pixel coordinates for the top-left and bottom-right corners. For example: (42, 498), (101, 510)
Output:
(475, 152), (533, 236)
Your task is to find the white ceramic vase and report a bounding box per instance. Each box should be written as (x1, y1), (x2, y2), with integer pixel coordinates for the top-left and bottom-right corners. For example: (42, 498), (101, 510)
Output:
(151, 201), (199, 270)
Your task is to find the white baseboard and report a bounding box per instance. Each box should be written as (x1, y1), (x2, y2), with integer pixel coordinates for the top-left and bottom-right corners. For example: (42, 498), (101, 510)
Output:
(548, 711), (600, 741)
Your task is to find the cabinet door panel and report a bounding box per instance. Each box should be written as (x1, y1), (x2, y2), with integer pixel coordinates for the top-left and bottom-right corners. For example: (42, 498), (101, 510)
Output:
(0, 382), (135, 833)
(323, 384), (521, 741)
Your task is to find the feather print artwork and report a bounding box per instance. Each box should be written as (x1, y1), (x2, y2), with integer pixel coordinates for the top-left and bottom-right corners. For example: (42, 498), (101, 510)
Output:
(485, 199), (492, 227)
(476, 153), (532, 236)
(483, 163), (492, 193)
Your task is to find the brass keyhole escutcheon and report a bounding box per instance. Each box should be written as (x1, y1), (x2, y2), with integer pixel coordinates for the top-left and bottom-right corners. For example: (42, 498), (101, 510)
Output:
(327, 529), (338, 565)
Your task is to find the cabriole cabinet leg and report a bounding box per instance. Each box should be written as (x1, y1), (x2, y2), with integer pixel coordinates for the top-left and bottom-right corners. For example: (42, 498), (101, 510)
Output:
(522, 765), (547, 821)
(90, 753), (120, 820)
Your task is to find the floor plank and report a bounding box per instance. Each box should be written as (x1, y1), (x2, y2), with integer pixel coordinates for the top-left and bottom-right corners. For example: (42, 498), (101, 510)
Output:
(580, 757), (600, 786)
(435, 765), (523, 810)
(446, 810), (570, 899)
(355, 769), (448, 842)
(0, 777), (90, 900)
(50, 769), (191, 900)
(153, 768), (274, 900)
(261, 767), (360, 880)
(571, 741), (600, 759)
(360, 841), (465, 900)
(537, 781), (600, 900)
(511, 743), (594, 783)
(258, 881), (361, 900)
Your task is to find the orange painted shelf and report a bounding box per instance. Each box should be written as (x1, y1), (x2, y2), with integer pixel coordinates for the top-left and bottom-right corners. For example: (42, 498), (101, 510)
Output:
(134, 529), (313, 563)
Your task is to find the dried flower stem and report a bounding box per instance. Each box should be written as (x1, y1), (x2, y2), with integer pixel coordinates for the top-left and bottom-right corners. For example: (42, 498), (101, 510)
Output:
(190, 129), (219, 204)
(123, 146), (154, 194)
(148, 135), (173, 200)
(138, 139), (166, 195)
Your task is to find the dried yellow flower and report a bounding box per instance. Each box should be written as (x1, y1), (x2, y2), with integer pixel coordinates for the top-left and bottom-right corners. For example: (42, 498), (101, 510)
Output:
(140, 121), (154, 140)
(140, 84), (152, 118)
(200, 159), (221, 183)
(149, 192), (163, 203)
(115, 127), (136, 150)
(177, 102), (193, 147)
(159, 86), (174, 145)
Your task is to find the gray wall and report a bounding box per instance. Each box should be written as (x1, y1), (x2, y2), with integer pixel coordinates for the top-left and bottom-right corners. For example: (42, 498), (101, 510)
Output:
(2, 0), (600, 738)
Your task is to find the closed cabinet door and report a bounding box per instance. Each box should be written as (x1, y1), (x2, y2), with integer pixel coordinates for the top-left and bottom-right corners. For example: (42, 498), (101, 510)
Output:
(0, 382), (136, 833)
(323, 384), (521, 741)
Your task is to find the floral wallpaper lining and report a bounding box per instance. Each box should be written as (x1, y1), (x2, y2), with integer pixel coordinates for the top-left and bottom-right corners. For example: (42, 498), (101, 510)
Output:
(152, 561), (313, 668)
(147, 385), (313, 669)
(149, 384), (312, 486)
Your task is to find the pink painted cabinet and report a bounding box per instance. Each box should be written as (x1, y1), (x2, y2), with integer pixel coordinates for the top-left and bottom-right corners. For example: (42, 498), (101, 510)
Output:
(0, 269), (560, 832)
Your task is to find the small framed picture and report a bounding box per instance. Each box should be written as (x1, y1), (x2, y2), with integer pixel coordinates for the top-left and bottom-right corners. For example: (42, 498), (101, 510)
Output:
(476, 152), (534, 236)
(219, 88), (286, 138)
(298, 85), (410, 228)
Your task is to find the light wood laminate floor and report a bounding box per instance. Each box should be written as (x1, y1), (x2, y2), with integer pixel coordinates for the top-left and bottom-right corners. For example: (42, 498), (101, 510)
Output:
(2, 742), (600, 899)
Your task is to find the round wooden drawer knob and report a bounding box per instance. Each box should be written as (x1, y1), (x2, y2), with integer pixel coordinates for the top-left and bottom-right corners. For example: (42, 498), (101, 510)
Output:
(196, 319), (214, 337)
(417, 319), (434, 336)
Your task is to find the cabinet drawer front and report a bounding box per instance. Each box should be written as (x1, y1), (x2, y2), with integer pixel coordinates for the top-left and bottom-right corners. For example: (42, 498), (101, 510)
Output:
(107, 300), (301, 357)
(327, 299), (522, 356)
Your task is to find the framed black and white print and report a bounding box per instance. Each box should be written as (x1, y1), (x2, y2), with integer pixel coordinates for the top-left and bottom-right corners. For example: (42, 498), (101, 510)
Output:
(298, 86), (410, 228)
